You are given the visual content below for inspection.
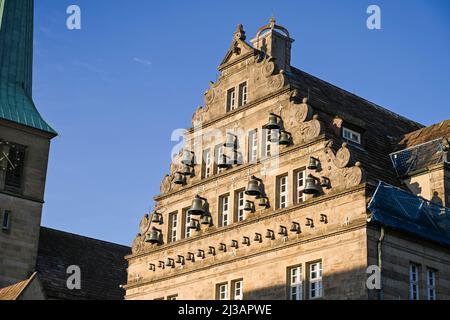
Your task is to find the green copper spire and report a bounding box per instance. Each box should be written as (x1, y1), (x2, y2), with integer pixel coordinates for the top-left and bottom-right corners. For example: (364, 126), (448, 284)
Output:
(0, 0), (56, 135)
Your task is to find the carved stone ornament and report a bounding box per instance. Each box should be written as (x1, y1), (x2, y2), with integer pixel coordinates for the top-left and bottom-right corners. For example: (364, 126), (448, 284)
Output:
(268, 72), (286, 91)
(342, 165), (364, 188)
(204, 86), (215, 106)
(131, 214), (152, 254)
(262, 57), (277, 78)
(160, 174), (173, 194)
(296, 116), (323, 143)
(131, 234), (144, 255)
(333, 143), (352, 168)
(192, 106), (206, 127)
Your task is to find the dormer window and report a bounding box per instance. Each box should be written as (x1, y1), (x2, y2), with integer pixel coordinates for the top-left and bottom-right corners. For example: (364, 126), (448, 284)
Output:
(238, 82), (248, 107)
(342, 127), (361, 145)
(227, 88), (236, 112)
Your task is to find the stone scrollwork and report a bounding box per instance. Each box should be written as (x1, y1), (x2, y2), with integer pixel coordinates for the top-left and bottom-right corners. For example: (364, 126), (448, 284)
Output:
(342, 163), (364, 189)
(204, 86), (215, 106)
(131, 214), (152, 254)
(192, 106), (206, 127)
(333, 143), (352, 169)
(268, 71), (286, 91)
(292, 115), (323, 144)
(160, 174), (173, 194)
(321, 142), (365, 193)
(262, 57), (277, 78)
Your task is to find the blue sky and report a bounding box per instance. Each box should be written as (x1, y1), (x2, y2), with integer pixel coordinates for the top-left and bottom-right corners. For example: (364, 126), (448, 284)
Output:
(33, 0), (450, 246)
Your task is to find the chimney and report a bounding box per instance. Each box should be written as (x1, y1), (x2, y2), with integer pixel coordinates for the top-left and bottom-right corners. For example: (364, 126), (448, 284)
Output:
(251, 17), (294, 72)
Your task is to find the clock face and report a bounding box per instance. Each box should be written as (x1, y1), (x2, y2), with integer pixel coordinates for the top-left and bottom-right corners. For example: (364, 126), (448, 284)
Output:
(0, 141), (17, 171)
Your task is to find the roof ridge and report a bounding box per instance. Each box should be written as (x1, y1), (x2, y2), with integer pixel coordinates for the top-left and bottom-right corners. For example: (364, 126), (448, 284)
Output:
(40, 226), (130, 249)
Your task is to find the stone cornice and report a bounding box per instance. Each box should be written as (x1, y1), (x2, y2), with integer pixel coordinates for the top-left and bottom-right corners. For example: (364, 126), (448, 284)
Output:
(129, 183), (367, 261)
(123, 219), (367, 291)
(154, 134), (327, 201)
(0, 190), (44, 204)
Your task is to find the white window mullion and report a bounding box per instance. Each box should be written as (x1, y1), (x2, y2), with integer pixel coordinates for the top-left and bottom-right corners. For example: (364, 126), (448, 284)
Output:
(185, 212), (191, 238)
(289, 266), (303, 300)
(237, 191), (245, 222)
(170, 213), (178, 242)
(309, 262), (323, 299)
(221, 196), (230, 227)
(427, 269), (436, 300)
(296, 170), (306, 203)
(279, 176), (288, 209)
(410, 264), (420, 300)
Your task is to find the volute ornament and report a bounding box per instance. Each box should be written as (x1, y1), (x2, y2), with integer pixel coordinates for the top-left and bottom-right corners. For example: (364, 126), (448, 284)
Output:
(333, 143), (352, 168)
(268, 71), (286, 91)
(262, 57), (277, 78)
(160, 174), (173, 194)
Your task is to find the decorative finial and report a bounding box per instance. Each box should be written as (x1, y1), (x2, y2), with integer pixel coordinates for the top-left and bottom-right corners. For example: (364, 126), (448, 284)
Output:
(270, 16), (276, 29)
(234, 24), (246, 41)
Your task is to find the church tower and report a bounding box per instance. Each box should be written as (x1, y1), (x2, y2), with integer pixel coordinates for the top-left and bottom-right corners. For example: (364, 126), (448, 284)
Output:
(0, 0), (57, 287)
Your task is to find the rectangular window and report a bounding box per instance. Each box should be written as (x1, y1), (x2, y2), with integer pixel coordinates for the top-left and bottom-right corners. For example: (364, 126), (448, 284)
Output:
(288, 266), (303, 300)
(294, 169), (306, 203)
(202, 149), (212, 179)
(309, 261), (323, 299)
(183, 208), (191, 239)
(220, 195), (230, 227)
(409, 263), (420, 300)
(238, 82), (248, 107)
(262, 129), (272, 158)
(217, 283), (228, 300)
(427, 269), (436, 300)
(215, 145), (225, 174)
(2, 210), (11, 231)
(232, 279), (243, 300)
(343, 127), (361, 145)
(248, 130), (258, 163)
(277, 175), (289, 209)
(236, 190), (245, 222)
(4, 144), (26, 190)
(227, 88), (236, 112)
(169, 212), (178, 243)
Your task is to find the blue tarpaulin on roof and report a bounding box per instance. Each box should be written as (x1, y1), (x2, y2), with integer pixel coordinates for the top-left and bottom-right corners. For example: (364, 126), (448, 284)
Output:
(368, 182), (450, 246)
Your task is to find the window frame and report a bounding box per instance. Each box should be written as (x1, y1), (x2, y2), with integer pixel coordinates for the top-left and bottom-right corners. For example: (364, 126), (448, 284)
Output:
(202, 149), (212, 179)
(235, 190), (245, 222)
(262, 129), (272, 158)
(168, 212), (178, 243)
(238, 82), (248, 107)
(2, 210), (11, 231)
(426, 268), (437, 301)
(226, 87), (236, 112)
(288, 265), (303, 300)
(217, 283), (229, 301)
(277, 174), (289, 209)
(308, 261), (323, 300)
(248, 129), (258, 163)
(409, 263), (420, 300)
(231, 279), (244, 300)
(342, 127), (362, 145)
(219, 194), (230, 227)
(294, 168), (306, 204)
(183, 208), (192, 239)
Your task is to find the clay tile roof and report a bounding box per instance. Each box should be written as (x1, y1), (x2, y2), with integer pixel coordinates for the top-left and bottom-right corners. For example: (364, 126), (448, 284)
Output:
(395, 119), (450, 151)
(0, 272), (37, 300)
(36, 227), (130, 300)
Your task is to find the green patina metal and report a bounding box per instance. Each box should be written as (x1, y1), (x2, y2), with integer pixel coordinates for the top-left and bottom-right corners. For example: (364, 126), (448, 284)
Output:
(0, 0), (56, 135)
